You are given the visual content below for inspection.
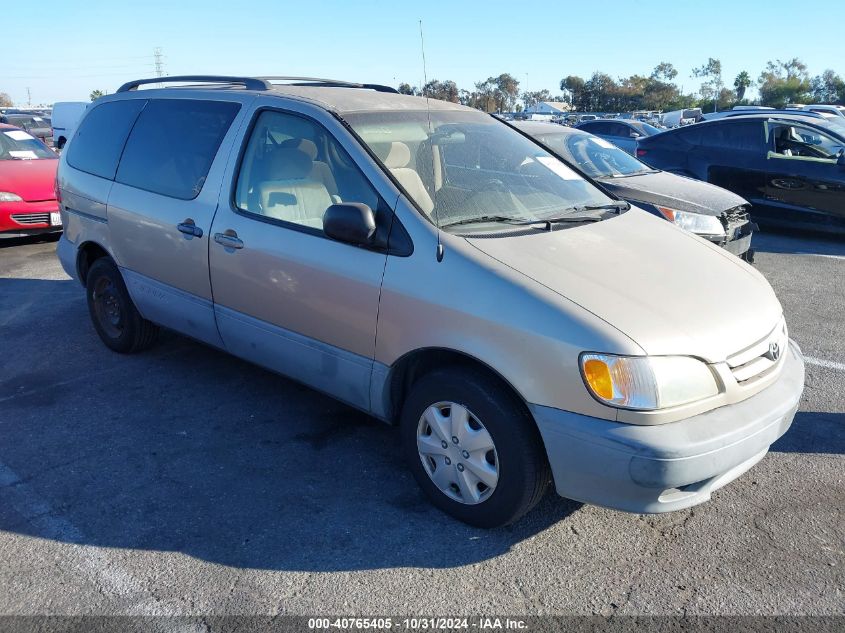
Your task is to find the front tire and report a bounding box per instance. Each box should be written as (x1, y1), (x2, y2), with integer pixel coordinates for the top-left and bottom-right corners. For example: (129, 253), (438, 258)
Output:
(400, 367), (551, 528)
(86, 258), (158, 353)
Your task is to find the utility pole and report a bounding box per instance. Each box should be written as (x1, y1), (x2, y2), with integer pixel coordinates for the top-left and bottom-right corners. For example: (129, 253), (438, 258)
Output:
(154, 47), (164, 86)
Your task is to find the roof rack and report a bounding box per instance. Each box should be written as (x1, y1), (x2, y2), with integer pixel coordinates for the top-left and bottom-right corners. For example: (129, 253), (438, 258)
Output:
(116, 76), (273, 93)
(260, 76), (399, 94)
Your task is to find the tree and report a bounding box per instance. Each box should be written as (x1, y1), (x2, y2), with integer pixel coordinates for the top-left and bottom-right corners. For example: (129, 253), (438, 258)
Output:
(521, 89), (552, 110)
(810, 70), (845, 104)
(758, 58), (811, 107)
(0, 92), (12, 107)
(397, 83), (418, 96)
(560, 75), (586, 110)
(583, 72), (618, 111)
(651, 62), (678, 82)
(494, 73), (520, 111)
(90, 89), (106, 101)
(474, 78), (498, 112)
(422, 79), (459, 103)
(692, 58), (723, 112)
(734, 71), (752, 101)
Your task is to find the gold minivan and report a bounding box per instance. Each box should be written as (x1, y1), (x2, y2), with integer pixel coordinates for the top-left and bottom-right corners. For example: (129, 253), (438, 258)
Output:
(56, 76), (804, 527)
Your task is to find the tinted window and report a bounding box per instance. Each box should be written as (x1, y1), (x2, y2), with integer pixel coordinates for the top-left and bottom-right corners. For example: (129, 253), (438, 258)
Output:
(674, 125), (704, 146)
(116, 99), (240, 200)
(66, 100), (146, 179)
(701, 121), (764, 152)
(581, 121), (612, 135)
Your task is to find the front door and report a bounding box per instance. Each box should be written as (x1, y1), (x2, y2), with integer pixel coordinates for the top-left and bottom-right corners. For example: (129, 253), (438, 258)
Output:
(208, 107), (390, 411)
(764, 121), (845, 230)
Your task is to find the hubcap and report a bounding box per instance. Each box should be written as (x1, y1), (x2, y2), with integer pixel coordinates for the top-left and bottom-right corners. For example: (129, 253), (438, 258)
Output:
(416, 401), (499, 505)
(92, 276), (124, 339)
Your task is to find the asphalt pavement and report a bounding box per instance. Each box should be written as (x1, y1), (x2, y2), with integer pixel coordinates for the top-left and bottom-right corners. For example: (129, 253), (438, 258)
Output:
(0, 230), (842, 616)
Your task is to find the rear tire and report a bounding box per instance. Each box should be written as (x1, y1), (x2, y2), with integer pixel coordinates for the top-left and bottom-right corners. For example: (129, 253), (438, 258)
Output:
(86, 258), (158, 353)
(400, 366), (551, 528)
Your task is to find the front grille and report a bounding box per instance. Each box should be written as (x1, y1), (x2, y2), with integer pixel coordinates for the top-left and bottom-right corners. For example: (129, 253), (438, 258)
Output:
(10, 213), (50, 225)
(726, 320), (788, 384)
(723, 206), (750, 235)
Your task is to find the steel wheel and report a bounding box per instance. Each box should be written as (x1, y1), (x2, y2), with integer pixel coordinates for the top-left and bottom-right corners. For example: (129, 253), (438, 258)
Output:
(91, 276), (124, 339)
(416, 401), (499, 505)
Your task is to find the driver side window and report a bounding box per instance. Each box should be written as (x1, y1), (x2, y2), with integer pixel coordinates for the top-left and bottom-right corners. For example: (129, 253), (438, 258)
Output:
(770, 124), (843, 160)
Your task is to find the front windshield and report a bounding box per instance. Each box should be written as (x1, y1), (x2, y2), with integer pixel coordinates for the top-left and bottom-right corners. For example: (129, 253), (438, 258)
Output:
(344, 110), (614, 230)
(0, 128), (56, 160)
(535, 131), (654, 179)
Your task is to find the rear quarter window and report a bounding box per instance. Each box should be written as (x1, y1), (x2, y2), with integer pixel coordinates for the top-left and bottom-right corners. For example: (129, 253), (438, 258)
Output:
(66, 100), (146, 179)
(115, 99), (240, 200)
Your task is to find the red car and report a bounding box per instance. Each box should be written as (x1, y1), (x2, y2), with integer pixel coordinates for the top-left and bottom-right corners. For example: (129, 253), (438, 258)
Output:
(0, 123), (61, 237)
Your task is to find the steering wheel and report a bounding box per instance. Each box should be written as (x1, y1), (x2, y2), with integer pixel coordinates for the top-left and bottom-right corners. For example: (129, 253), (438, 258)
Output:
(484, 178), (507, 191)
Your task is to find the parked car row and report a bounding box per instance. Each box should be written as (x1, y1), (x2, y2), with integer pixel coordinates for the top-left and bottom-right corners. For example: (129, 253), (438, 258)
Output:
(0, 113), (54, 147)
(54, 75), (803, 528)
(514, 122), (755, 260)
(636, 113), (845, 234)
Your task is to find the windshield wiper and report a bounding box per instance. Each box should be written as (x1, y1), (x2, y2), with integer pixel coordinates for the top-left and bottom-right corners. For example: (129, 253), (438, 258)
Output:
(560, 201), (631, 214)
(439, 215), (543, 229)
(609, 169), (658, 178)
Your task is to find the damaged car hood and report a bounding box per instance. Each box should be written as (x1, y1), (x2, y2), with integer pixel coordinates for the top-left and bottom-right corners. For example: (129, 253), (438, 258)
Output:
(466, 209), (781, 363)
(598, 170), (747, 216)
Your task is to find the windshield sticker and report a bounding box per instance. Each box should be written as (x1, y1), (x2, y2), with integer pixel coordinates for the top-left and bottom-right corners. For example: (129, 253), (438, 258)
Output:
(536, 156), (581, 180)
(4, 130), (33, 141)
(591, 137), (615, 149)
(9, 150), (38, 159)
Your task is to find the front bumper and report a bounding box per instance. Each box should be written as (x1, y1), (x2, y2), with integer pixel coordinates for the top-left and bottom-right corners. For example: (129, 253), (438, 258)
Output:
(531, 339), (804, 513)
(0, 199), (61, 237)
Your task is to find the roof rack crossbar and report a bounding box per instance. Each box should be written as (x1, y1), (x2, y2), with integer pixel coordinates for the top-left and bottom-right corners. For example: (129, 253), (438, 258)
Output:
(259, 76), (399, 94)
(117, 76), (272, 93)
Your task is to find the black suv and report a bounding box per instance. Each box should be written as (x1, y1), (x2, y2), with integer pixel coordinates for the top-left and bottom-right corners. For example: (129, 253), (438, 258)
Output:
(636, 114), (845, 234)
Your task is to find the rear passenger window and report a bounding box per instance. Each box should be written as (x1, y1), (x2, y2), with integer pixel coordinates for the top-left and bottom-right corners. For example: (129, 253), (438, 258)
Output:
(701, 122), (764, 152)
(234, 110), (380, 233)
(115, 99), (240, 200)
(66, 100), (146, 180)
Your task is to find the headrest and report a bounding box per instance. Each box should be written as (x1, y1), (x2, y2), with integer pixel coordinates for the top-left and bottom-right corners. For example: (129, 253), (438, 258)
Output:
(266, 148), (311, 180)
(280, 138), (318, 161)
(382, 142), (411, 169)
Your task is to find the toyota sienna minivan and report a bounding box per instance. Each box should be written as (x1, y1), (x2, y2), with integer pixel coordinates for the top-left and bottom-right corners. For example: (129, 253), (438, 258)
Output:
(56, 76), (805, 527)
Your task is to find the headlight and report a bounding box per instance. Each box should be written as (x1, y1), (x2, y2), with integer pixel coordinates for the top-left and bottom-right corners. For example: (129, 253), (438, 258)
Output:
(580, 353), (719, 410)
(0, 192), (23, 202)
(657, 206), (725, 237)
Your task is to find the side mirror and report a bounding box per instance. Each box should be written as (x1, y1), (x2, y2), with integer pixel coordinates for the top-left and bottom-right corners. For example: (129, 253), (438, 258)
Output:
(837, 150), (845, 167)
(323, 203), (377, 246)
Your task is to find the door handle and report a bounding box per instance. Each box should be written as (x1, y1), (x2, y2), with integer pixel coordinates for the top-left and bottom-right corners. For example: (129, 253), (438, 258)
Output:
(177, 219), (203, 238)
(213, 230), (244, 250)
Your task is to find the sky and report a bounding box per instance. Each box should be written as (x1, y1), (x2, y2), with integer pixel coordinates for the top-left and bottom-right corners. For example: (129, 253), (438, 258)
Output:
(4, 0), (844, 106)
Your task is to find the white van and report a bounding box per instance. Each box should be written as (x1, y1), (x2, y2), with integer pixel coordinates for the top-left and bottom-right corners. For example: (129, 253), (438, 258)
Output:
(51, 102), (88, 150)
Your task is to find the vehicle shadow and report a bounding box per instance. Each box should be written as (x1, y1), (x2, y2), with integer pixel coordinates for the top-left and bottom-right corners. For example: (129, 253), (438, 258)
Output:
(0, 277), (581, 573)
(0, 233), (61, 249)
(752, 228), (845, 258)
(771, 411), (845, 455)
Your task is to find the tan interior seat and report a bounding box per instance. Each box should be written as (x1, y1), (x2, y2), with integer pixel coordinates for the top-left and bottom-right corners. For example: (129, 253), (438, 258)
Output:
(382, 141), (434, 215)
(257, 147), (333, 228)
(280, 138), (339, 199)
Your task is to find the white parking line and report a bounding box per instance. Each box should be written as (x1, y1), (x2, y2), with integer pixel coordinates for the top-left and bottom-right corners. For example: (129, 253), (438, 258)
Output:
(0, 462), (179, 615)
(809, 254), (845, 261)
(805, 356), (845, 372)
